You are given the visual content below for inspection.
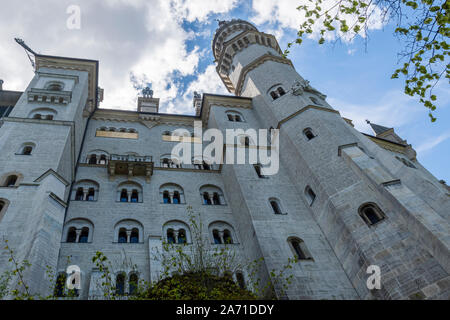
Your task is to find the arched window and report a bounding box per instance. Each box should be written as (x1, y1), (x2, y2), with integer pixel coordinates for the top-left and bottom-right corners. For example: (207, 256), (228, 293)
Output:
(21, 145), (33, 155)
(288, 238), (313, 261)
(0, 199), (8, 223)
(226, 111), (245, 122)
(359, 203), (386, 226)
(310, 97), (322, 106)
(129, 273), (138, 296)
(202, 161), (211, 170)
(46, 82), (63, 91)
(79, 227), (89, 243)
(213, 230), (222, 244)
(236, 272), (246, 289)
(395, 156), (416, 169)
(277, 87), (286, 96)
(178, 229), (187, 244)
(163, 221), (191, 244)
(118, 228), (127, 243)
(130, 228), (139, 243)
(227, 114), (234, 121)
(130, 190), (139, 203)
(5, 175), (17, 187)
(115, 219), (143, 243)
(270, 199), (283, 215)
(200, 185), (225, 205)
(303, 128), (315, 140)
(33, 114), (42, 119)
(86, 188), (95, 201)
(66, 227), (77, 243)
(88, 154), (97, 164)
(305, 186), (316, 206)
(223, 230), (233, 244)
(72, 180), (99, 202)
(64, 219), (94, 243)
(29, 108), (57, 120)
(167, 229), (176, 244)
(116, 273), (125, 296)
(54, 273), (67, 297)
(212, 192), (221, 205)
(163, 191), (171, 204)
(209, 222), (237, 245)
(270, 91), (279, 100)
(173, 191), (180, 204)
(120, 189), (128, 202)
(99, 155), (107, 165)
(203, 192), (212, 205)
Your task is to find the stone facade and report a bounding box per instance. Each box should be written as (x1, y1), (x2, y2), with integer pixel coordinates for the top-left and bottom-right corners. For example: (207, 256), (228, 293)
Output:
(0, 20), (449, 299)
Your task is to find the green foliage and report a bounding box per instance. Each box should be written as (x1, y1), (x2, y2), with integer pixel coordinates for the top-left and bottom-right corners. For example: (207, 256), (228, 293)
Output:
(0, 207), (297, 300)
(141, 272), (256, 300)
(285, 0), (449, 121)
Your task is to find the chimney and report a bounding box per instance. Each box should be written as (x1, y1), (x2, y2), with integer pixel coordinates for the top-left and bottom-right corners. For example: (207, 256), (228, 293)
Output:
(193, 91), (202, 116)
(0, 79), (3, 91)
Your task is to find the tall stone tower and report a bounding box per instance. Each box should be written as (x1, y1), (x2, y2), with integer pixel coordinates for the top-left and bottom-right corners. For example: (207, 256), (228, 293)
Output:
(0, 54), (98, 296)
(212, 19), (449, 299)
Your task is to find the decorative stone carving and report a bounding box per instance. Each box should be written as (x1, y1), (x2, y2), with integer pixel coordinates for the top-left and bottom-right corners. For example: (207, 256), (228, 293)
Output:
(291, 79), (326, 99)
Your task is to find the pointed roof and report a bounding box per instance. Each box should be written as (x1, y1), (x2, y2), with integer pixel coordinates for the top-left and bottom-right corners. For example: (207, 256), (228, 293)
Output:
(366, 120), (392, 136)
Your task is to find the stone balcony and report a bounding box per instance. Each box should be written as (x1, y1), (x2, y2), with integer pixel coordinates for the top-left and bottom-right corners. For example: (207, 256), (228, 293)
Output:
(28, 88), (72, 104)
(108, 154), (153, 182)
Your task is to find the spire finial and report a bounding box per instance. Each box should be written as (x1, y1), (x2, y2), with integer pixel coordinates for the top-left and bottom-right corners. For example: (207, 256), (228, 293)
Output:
(366, 119), (371, 124)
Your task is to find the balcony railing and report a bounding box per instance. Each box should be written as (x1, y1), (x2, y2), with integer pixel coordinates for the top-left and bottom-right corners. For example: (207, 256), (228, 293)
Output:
(108, 154), (153, 182)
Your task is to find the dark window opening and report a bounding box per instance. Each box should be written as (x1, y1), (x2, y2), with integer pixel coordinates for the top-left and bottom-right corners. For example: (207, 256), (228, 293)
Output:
(67, 227), (77, 243)
(213, 230), (222, 244)
(120, 189), (128, 202)
(118, 229), (127, 243)
(130, 228), (139, 243)
(79, 227), (89, 243)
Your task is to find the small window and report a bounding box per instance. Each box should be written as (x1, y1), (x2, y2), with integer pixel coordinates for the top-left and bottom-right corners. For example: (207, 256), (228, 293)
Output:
(54, 273), (67, 297)
(130, 228), (139, 243)
(227, 114), (234, 121)
(270, 91), (278, 100)
(310, 97), (322, 106)
(75, 188), (84, 201)
(118, 228), (127, 243)
(22, 146), (33, 155)
(33, 114), (42, 119)
(4, 175), (18, 187)
(213, 230), (222, 244)
(45, 115), (54, 120)
(277, 87), (286, 96)
(223, 230), (233, 244)
(270, 200), (283, 215)
(47, 83), (62, 91)
(120, 189), (128, 202)
(88, 154), (97, 164)
(305, 186), (316, 206)
(359, 203), (385, 226)
(303, 128), (315, 140)
(66, 227), (77, 243)
(129, 274), (138, 296)
(178, 229), (187, 244)
(289, 238), (313, 261)
(212, 193), (221, 205)
(163, 191), (171, 204)
(99, 155), (107, 165)
(116, 273), (126, 296)
(86, 188), (95, 201)
(167, 229), (175, 244)
(236, 272), (246, 289)
(130, 190), (139, 203)
(79, 227), (89, 243)
(203, 192), (212, 205)
(173, 191), (180, 204)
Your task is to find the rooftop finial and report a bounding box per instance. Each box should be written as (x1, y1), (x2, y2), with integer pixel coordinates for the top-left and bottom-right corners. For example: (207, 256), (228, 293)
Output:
(366, 119), (371, 124)
(142, 86), (153, 98)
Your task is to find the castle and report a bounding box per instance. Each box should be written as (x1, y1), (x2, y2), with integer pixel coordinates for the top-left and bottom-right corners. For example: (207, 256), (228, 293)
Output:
(0, 19), (449, 300)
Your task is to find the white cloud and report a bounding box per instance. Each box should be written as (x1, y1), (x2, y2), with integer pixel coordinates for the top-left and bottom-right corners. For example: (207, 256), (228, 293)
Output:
(328, 89), (424, 133)
(250, 0), (385, 43)
(0, 0), (236, 113)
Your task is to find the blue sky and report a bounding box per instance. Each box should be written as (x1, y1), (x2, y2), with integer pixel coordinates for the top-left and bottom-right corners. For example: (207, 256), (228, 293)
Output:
(0, 0), (448, 181)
